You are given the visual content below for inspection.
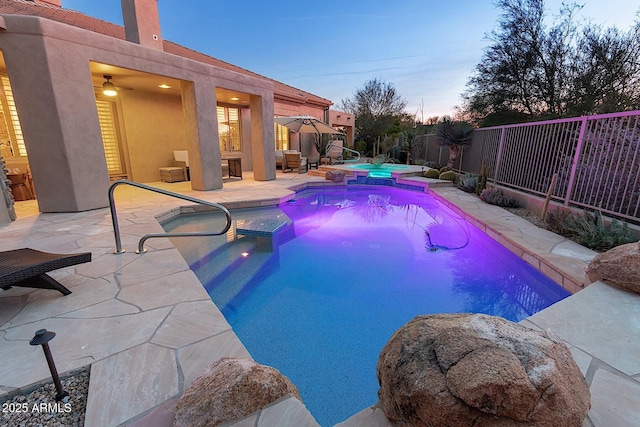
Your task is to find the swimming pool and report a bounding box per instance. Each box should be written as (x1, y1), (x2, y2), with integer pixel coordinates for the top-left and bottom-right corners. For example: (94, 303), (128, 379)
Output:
(347, 163), (409, 178)
(164, 186), (570, 426)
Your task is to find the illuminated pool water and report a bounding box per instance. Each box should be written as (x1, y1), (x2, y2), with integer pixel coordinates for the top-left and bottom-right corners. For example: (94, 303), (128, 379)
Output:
(164, 186), (570, 426)
(347, 163), (409, 178)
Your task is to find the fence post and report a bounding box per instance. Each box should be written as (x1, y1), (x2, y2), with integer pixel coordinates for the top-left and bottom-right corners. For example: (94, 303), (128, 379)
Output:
(493, 127), (506, 182)
(564, 116), (588, 206)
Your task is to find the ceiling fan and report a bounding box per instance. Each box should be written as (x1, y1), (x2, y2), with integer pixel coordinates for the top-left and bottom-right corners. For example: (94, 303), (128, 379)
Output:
(96, 75), (133, 97)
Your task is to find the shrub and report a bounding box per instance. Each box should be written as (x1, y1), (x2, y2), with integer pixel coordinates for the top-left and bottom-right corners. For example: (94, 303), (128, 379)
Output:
(545, 209), (638, 252)
(458, 173), (478, 193)
(439, 170), (457, 181)
(480, 187), (518, 208)
(423, 168), (440, 179)
(544, 208), (577, 236)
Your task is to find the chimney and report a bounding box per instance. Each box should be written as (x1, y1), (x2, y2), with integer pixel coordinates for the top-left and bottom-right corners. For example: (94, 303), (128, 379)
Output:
(121, 0), (163, 51)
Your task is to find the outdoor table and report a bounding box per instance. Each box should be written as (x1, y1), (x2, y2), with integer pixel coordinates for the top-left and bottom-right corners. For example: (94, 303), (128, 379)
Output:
(222, 155), (242, 179)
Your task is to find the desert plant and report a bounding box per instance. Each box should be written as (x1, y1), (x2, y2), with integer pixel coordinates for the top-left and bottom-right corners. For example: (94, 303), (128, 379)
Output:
(458, 173), (478, 193)
(391, 144), (401, 162)
(354, 140), (367, 154)
(439, 166), (450, 173)
(545, 209), (638, 252)
(439, 170), (457, 181)
(480, 187), (517, 208)
(425, 161), (437, 168)
(476, 161), (490, 196)
(544, 208), (577, 236)
(372, 153), (393, 165)
(314, 133), (332, 159)
(434, 117), (474, 168)
(424, 168), (440, 179)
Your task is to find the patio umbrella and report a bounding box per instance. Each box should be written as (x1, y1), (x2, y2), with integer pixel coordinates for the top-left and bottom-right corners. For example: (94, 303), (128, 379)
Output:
(274, 116), (345, 160)
(273, 116), (344, 136)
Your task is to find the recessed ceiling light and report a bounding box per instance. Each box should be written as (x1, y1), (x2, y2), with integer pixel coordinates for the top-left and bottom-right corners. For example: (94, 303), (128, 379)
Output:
(230, 96), (240, 101)
(159, 84), (172, 89)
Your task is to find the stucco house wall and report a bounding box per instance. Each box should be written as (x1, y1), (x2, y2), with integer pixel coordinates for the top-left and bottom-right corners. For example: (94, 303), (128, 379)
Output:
(0, 0), (347, 219)
(118, 90), (187, 183)
(0, 14), (275, 212)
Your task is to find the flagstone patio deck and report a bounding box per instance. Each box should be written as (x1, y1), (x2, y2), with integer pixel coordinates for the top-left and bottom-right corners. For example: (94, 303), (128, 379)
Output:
(1, 173), (638, 427)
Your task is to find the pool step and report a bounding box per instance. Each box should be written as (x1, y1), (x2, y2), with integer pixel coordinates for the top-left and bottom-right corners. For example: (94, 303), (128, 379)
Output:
(308, 166), (355, 179)
(205, 238), (277, 308)
(201, 223), (296, 311)
(191, 236), (259, 286)
(236, 217), (288, 236)
(307, 169), (326, 177)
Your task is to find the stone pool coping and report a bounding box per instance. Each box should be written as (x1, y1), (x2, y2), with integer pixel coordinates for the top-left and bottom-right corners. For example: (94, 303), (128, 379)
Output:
(1, 173), (638, 426)
(429, 186), (597, 293)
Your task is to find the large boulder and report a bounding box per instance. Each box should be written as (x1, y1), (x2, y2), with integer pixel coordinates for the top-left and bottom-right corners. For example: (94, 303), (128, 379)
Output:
(174, 357), (301, 427)
(377, 314), (590, 427)
(586, 241), (640, 294)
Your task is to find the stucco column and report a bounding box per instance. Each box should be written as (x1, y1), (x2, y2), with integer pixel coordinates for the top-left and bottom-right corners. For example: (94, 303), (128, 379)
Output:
(181, 79), (223, 190)
(250, 94), (275, 181)
(3, 27), (110, 212)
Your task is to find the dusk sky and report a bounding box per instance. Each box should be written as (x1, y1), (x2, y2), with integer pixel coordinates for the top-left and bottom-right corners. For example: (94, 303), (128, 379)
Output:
(64, 0), (638, 120)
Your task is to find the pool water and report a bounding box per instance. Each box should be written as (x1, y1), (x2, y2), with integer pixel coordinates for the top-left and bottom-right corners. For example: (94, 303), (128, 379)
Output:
(348, 163), (408, 178)
(164, 186), (570, 426)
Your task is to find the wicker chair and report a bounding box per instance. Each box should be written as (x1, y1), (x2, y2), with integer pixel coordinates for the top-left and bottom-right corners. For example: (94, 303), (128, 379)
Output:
(0, 249), (92, 295)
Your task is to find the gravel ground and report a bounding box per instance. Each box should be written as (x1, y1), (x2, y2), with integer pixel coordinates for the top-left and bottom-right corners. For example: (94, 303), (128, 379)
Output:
(1, 368), (89, 427)
(505, 206), (548, 229)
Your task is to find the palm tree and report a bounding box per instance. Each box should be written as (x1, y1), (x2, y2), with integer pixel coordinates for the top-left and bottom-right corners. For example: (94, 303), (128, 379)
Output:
(434, 118), (474, 168)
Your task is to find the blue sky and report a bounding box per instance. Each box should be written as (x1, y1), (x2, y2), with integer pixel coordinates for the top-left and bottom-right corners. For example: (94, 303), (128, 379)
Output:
(64, 0), (638, 120)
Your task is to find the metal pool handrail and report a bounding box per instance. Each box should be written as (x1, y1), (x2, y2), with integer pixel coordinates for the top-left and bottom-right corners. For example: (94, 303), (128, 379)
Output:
(108, 179), (232, 254)
(326, 143), (361, 163)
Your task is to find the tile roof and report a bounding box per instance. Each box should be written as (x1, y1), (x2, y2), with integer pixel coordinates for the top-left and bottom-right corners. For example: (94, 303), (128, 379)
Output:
(0, 0), (332, 107)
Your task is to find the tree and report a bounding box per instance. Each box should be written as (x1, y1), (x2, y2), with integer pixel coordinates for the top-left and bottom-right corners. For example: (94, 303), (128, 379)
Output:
(570, 23), (640, 114)
(338, 78), (408, 150)
(463, 0), (640, 126)
(434, 117), (474, 168)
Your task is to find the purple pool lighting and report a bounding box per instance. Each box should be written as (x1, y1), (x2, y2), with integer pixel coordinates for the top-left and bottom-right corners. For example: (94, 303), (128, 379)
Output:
(164, 186), (570, 427)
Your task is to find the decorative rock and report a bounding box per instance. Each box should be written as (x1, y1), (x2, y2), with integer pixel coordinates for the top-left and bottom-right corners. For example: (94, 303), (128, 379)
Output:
(586, 241), (640, 294)
(174, 357), (301, 427)
(326, 170), (345, 182)
(376, 313), (590, 427)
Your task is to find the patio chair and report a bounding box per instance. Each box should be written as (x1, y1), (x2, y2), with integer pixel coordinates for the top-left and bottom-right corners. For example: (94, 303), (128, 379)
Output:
(307, 152), (320, 169)
(0, 248), (92, 296)
(173, 150), (190, 180)
(283, 152), (308, 173)
(276, 150), (297, 170)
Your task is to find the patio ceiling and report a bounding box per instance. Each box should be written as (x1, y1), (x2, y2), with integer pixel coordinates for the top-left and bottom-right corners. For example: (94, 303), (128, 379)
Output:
(89, 62), (183, 97)
(89, 63), (252, 106)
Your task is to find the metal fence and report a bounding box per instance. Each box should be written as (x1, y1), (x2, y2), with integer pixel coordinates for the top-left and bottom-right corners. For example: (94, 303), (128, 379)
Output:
(413, 111), (640, 223)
